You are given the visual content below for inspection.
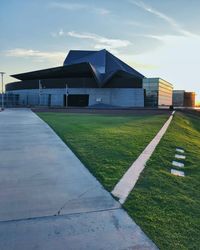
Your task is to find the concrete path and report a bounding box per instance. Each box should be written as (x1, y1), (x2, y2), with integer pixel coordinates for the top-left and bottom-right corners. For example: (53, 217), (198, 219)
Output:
(112, 111), (175, 204)
(0, 109), (157, 250)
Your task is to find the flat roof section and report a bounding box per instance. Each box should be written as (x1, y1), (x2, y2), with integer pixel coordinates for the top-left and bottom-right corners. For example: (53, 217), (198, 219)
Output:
(143, 77), (173, 87)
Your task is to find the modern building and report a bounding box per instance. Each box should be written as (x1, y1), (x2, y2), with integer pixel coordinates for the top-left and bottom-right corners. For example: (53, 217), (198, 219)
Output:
(173, 90), (196, 107)
(6, 49), (145, 108)
(143, 78), (173, 107)
(172, 90), (185, 107)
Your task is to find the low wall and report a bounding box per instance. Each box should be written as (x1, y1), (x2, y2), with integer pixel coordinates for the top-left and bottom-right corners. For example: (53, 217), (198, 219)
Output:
(6, 88), (144, 107)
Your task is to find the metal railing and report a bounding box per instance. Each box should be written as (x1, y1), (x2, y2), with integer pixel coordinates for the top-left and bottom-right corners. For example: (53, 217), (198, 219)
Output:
(1, 93), (63, 108)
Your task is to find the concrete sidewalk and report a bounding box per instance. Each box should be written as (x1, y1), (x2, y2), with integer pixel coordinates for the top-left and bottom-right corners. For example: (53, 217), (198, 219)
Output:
(0, 109), (157, 250)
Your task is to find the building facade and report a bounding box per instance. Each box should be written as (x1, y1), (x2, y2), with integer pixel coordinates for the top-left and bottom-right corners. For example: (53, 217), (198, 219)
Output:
(143, 78), (173, 107)
(6, 88), (144, 107)
(173, 90), (195, 107)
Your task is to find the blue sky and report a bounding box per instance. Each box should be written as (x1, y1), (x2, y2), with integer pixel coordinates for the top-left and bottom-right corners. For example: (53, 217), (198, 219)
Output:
(1, 0), (200, 101)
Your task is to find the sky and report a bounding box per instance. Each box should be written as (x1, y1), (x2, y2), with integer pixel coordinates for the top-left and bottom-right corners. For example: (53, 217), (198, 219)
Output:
(0, 0), (200, 101)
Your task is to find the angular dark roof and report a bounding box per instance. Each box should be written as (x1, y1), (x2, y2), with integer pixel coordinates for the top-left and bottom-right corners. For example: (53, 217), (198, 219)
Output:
(11, 49), (144, 87)
(64, 49), (144, 87)
(11, 63), (93, 80)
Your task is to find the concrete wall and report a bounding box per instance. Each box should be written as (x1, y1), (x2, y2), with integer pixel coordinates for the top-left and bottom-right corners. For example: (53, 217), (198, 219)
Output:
(7, 88), (144, 107)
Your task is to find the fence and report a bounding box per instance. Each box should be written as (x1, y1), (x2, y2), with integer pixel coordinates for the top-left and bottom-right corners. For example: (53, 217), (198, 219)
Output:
(0, 93), (61, 108)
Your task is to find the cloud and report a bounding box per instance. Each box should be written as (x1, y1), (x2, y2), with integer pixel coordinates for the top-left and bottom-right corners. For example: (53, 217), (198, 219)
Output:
(126, 20), (151, 28)
(5, 48), (65, 62)
(58, 29), (64, 36)
(49, 2), (110, 15)
(138, 34), (165, 41)
(129, 0), (195, 37)
(51, 28), (65, 38)
(67, 31), (131, 53)
(95, 7), (110, 15)
(50, 2), (85, 10)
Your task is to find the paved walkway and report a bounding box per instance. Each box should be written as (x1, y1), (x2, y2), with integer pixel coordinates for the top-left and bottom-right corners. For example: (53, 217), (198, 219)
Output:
(112, 111), (175, 204)
(0, 109), (157, 250)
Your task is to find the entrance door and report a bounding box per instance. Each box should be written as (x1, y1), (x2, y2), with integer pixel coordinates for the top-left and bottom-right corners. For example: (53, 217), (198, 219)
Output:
(63, 94), (89, 107)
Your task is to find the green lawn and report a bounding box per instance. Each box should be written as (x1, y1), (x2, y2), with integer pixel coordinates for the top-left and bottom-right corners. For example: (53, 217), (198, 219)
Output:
(37, 112), (168, 190)
(124, 112), (200, 250)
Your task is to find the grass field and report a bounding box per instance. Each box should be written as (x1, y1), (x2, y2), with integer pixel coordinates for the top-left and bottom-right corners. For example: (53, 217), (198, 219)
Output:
(124, 112), (200, 250)
(37, 112), (168, 190)
(37, 111), (200, 249)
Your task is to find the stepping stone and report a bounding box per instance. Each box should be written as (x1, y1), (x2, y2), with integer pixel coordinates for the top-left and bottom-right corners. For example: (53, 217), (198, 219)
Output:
(176, 148), (185, 154)
(172, 161), (184, 168)
(175, 154), (186, 160)
(171, 169), (185, 177)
